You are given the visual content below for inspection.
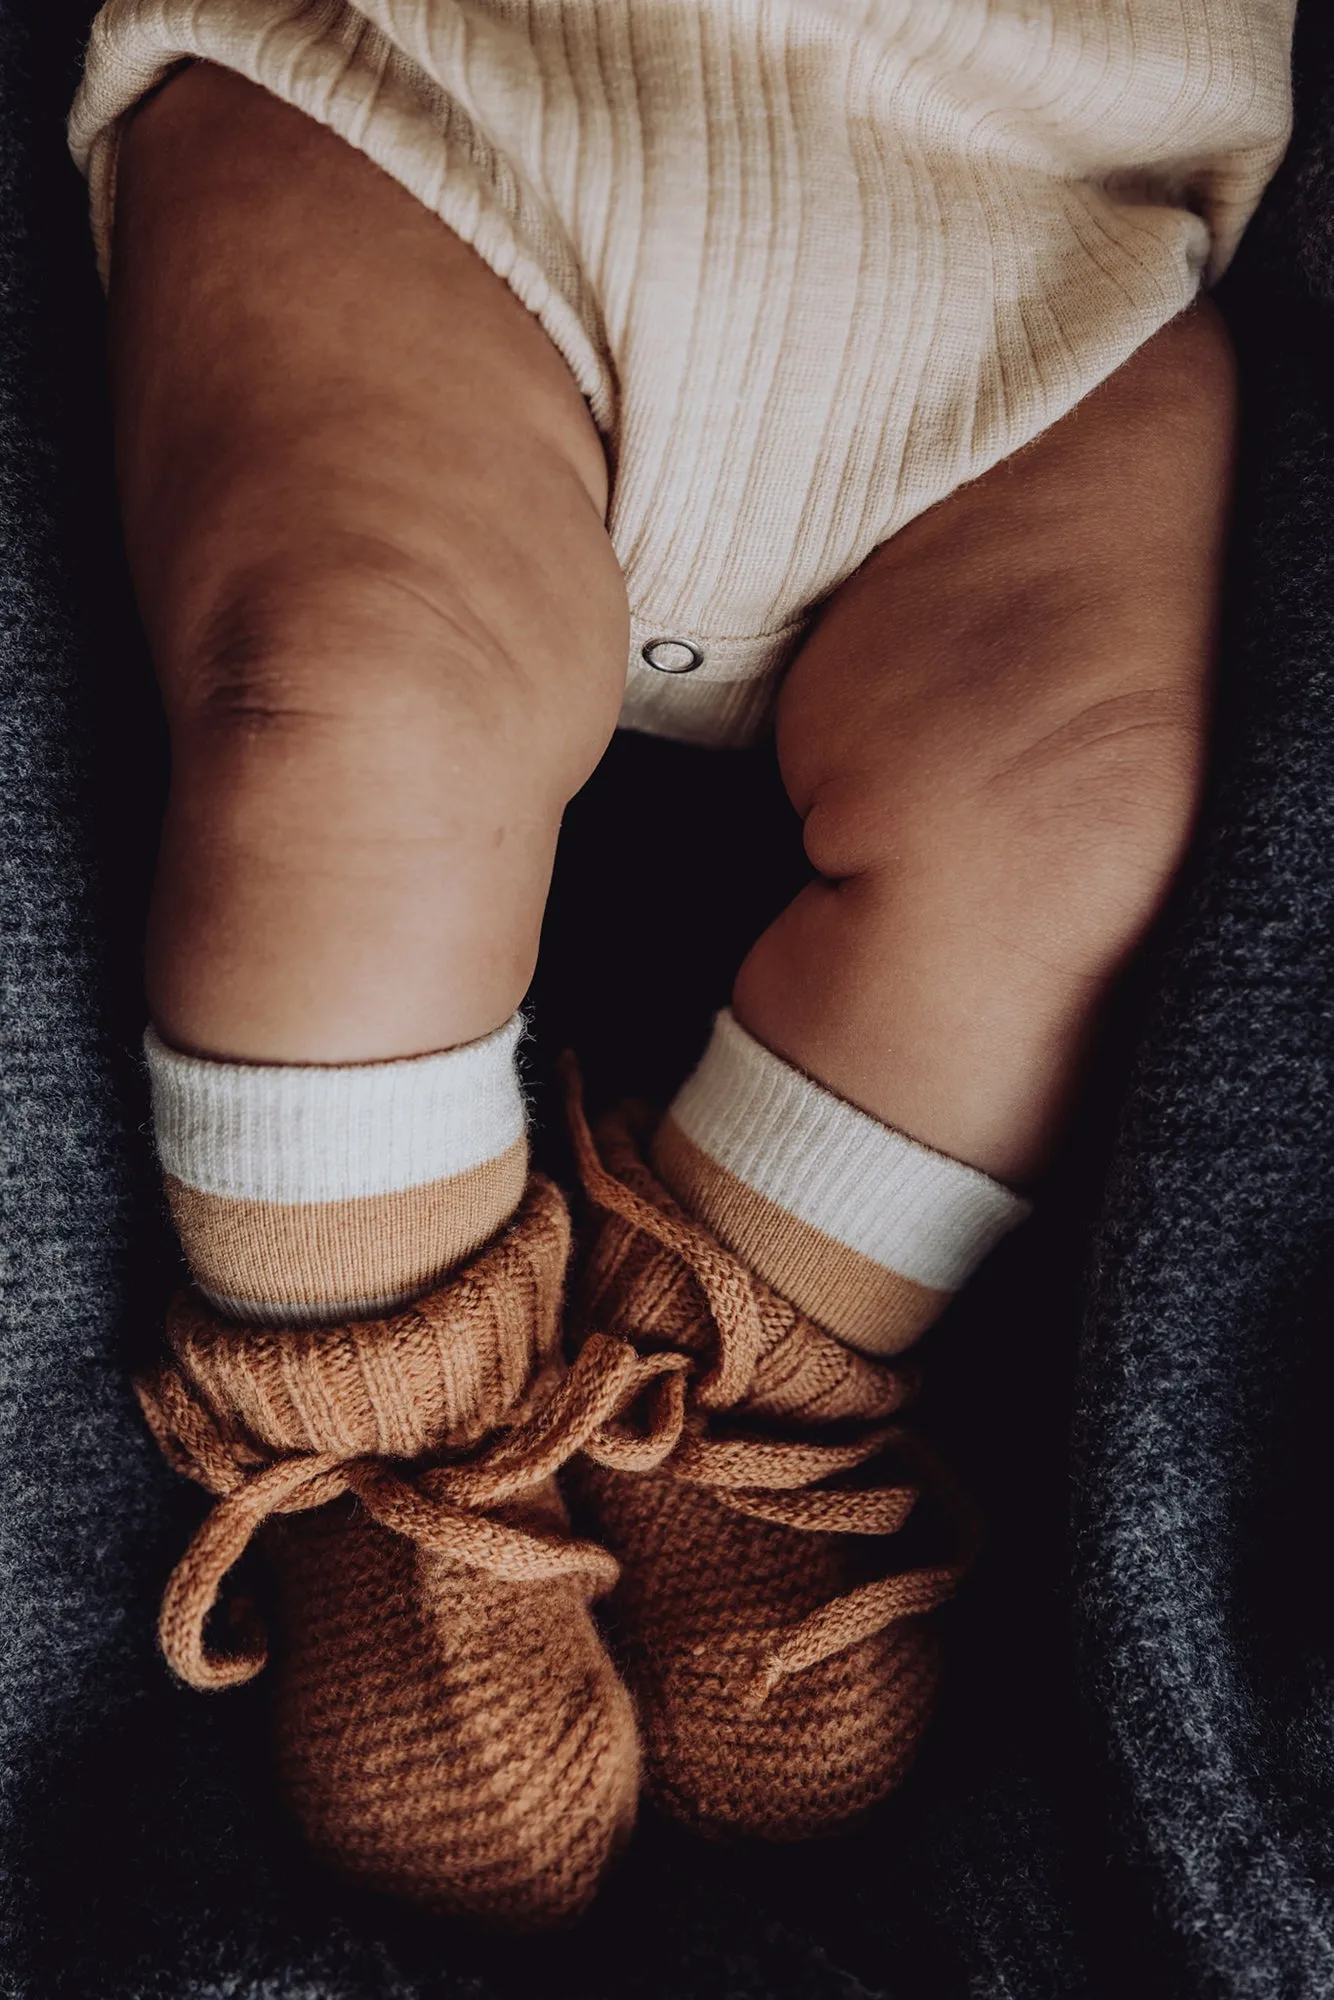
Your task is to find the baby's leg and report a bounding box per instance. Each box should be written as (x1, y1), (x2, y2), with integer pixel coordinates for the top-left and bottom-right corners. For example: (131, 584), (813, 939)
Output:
(570, 307), (1233, 1849)
(114, 62), (625, 1073)
(114, 67), (642, 1927)
(736, 300), (1231, 1187)
(572, 308), (1232, 1849)
(655, 303), (1232, 1353)
(115, 62), (627, 1320)
(115, 63), (627, 1323)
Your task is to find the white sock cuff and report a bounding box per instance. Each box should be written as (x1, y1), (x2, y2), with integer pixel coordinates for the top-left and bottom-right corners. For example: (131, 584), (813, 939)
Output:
(145, 1013), (528, 1203)
(670, 1010), (1030, 1292)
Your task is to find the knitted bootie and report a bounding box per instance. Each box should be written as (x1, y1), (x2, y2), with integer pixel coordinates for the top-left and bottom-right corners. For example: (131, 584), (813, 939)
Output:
(564, 1099), (973, 1842)
(136, 1175), (677, 1928)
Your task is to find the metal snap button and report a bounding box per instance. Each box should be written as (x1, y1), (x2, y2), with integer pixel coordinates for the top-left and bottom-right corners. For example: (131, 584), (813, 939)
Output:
(641, 636), (704, 675)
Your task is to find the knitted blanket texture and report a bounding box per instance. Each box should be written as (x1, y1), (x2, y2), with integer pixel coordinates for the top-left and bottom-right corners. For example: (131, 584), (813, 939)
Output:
(4, 5), (1334, 1995)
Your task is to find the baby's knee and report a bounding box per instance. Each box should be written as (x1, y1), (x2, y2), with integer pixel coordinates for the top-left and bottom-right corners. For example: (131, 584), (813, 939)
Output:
(793, 678), (1205, 975)
(162, 544), (622, 829)
(150, 548), (610, 1053)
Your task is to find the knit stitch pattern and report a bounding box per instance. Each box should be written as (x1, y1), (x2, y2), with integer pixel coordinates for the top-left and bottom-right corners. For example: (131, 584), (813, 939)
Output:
(137, 1176), (640, 1929)
(569, 1105), (965, 1841)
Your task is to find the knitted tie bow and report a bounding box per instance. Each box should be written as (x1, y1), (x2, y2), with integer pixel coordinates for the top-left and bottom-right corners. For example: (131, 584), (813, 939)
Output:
(136, 1327), (689, 1692)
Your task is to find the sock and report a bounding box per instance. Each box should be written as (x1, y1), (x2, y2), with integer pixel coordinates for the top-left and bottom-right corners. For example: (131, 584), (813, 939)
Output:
(146, 1013), (529, 1326)
(652, 1010), (1030, 1358)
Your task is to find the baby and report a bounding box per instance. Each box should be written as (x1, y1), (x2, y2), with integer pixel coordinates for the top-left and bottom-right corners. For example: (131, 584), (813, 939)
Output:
(70, 0), (1292, 1934)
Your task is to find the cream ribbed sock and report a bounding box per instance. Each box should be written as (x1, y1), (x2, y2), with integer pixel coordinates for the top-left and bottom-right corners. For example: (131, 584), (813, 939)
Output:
(147, 1014), (529, 1325)
(652, 1010), (1029, 1358)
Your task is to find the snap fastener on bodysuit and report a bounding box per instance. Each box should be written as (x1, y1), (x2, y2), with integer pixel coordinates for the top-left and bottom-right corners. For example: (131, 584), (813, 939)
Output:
(641, 637), (704, 675)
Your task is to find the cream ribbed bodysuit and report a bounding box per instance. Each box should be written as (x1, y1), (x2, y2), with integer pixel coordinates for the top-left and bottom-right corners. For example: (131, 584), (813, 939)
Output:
(70, 0), (1294, 747)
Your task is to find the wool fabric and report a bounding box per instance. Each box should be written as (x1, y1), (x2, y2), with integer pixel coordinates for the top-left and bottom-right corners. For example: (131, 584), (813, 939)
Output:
(146, 1013), (528, 1324)
(569, 1101), (962, 1840)
(653, 1010), (1030, 1357)
(136, 1175), (642, 1928)
(68, 0), (1294, 747)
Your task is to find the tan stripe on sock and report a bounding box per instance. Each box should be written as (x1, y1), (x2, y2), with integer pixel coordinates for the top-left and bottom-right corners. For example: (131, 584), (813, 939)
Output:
(654, 1118), (947, 1357)
(165, 1138), (528, 1323)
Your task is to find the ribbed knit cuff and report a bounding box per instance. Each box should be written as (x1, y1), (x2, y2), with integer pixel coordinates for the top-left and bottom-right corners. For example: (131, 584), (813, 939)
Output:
(146, 1015), (530, 1325)
(654, 1010), (1030, 1356)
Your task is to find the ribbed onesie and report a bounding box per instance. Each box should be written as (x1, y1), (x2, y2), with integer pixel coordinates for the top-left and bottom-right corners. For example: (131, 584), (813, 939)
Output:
(69, 0), (1294, 747)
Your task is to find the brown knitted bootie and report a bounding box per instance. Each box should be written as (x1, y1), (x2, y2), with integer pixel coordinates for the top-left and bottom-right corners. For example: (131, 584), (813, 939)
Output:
(135, 1175), (679, 1929)
(564, 1097), (974, 1843)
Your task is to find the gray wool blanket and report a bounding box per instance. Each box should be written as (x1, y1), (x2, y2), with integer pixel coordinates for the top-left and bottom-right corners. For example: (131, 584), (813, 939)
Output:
(5, 6), (1334, 1996)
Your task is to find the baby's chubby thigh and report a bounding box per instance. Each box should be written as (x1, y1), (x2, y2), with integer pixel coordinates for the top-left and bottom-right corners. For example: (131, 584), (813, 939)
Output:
(113, 62), (627, 1066)
(733, 301), (1236, 1184)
